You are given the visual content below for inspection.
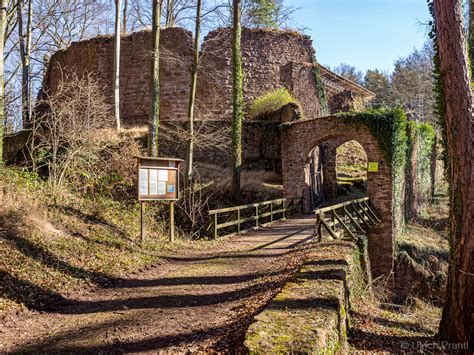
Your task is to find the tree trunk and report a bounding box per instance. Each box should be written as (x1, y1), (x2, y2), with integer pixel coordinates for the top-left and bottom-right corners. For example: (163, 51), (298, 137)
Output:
(165, 0), (175, 28)
(122, 0), (127, 34)
(114, 0), (122, 130)
(18, 0), (32, 127)
(231, 0), (243, 200)
(148, 0), (162, 157)
(433, 0), (474, 344)
(185, 0), (202, 184)
(0, 0), (6, 164)
(470, 0), (474, 78)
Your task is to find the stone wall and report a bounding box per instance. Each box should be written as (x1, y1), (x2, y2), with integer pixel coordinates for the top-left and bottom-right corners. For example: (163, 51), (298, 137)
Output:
(2, 130), (30, 164)
(197, 28), (323, 121)
(40, 27), (325, 128)
(38, 27), (330, 172)
(40, 28), (194, 127)
(160, 120), (282, 173)
(280, 116), (393, 278)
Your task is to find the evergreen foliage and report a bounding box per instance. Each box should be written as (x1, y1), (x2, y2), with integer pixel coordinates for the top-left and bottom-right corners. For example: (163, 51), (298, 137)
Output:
(246, 0), (278, 29)
(407, 120), (436, 207)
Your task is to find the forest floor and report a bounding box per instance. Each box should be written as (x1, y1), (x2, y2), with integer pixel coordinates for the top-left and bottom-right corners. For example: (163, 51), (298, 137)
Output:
(1, 217), (316, 353)
(1, 214), (443, 353)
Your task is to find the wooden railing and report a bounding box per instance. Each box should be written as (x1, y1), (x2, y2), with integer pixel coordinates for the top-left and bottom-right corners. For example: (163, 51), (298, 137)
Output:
(314, 197), (382, 241)
(208, 196), (303, 239)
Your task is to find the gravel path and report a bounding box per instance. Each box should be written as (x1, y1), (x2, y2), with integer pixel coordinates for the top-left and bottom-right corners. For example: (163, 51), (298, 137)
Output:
(1, 216), (316, 353)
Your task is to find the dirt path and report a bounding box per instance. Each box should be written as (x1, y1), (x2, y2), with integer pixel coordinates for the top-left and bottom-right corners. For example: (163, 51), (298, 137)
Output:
(1, 216), (316, 353)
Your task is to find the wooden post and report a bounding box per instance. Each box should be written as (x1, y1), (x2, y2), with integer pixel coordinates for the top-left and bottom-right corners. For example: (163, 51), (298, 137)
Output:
(170, 201), (175, 243)
(255, 205), (259, 228)
(213, 213), (218, 239)
(140, 201), (146, 244)
(237, 209), (241, 233)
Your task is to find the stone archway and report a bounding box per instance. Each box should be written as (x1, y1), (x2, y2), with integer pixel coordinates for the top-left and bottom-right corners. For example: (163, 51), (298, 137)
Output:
(281, 116), (394, 278)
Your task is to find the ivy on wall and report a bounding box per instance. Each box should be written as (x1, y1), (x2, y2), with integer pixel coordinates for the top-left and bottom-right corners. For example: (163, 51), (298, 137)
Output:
(310, 50), (329, 116)
(406, 121), (436, 218)
(337, 108), (409, 232)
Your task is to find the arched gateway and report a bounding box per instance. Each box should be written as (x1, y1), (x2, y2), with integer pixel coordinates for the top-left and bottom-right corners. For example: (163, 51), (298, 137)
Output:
(281, 116), (394, 278)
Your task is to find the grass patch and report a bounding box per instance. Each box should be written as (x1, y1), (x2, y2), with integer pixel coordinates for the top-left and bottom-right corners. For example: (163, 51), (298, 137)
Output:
(248, 88), (300, 119)
(0, 167), (220, 315)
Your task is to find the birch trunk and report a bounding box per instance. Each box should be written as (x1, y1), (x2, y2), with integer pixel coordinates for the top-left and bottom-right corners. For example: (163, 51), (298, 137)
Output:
(185, 0), (201, 184)
(18, 0), (32, 127)
(148, 0), (162, 157)
(114, 0), (122, 130)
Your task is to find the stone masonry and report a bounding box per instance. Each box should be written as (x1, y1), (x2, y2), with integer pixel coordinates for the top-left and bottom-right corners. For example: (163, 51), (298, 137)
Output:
(37, 27), (372, 172)
(280, 116), (393, 278)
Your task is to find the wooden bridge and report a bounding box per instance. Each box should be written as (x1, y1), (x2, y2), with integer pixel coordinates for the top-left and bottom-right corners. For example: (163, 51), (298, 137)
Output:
(208, 196), (381, 242)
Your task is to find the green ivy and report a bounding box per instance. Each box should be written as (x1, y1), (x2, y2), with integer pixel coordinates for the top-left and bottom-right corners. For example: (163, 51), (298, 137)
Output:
(406, 121), (436, 213)
(337, 108), (408, 167)
(337, 108), (409, 231)
(310, 50), (329, 115)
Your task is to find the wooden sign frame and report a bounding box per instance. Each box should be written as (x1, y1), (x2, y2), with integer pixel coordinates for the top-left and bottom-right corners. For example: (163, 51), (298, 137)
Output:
(136, 156), (183, 202)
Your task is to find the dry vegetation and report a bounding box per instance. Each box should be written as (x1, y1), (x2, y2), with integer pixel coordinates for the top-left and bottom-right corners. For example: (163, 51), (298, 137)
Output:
(0, 165), (234, 316)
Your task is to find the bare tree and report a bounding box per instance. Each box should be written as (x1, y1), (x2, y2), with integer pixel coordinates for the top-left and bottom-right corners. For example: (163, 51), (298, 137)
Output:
(231, 0), (243, 200)
(17, 0), (32, 126)
(114, 0), (122, 130)
(122, 0), (128, 33)
(185, 0), (201, 184)
(30, 71), (112, 188)
(148, 0), (162, 157)
(165, 0), (175, 27)
(432, 0), (474, 344)
(0, 0), (6, 163)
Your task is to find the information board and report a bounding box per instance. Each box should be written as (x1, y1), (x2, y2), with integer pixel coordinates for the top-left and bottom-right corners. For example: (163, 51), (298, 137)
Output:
(136, 157), (182, 201)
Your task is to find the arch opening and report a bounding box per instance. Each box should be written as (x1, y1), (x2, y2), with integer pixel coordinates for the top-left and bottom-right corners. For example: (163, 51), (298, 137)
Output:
(281, 116), (395, 277)
(335, 140), (368, 199)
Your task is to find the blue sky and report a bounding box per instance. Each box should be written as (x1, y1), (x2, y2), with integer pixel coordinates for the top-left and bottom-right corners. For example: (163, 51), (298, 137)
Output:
(289, 0), (431, 73)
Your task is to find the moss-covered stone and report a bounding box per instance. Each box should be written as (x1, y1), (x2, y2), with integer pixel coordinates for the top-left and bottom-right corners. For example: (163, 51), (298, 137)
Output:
(244, 240), (368, 354)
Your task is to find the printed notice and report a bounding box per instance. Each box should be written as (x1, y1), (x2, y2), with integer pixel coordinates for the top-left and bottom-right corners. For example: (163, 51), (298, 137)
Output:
(167, 184), (175, 193)
(149, 169), (158, 195)
(168, 161), (176, 168)
(157, 181), (166, 196)
(158, 169), (169, 182)
(139, 168), (148, 196)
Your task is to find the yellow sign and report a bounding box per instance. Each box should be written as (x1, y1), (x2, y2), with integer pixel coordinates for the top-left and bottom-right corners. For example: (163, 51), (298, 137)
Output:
(368, 162), (379, 173)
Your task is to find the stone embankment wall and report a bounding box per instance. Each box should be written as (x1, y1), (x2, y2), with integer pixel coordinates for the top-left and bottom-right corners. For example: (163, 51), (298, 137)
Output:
(245, 241), (368, 353)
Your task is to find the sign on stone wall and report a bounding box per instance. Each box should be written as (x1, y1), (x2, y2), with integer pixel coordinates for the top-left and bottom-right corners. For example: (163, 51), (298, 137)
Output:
(367, 162), (379, 173)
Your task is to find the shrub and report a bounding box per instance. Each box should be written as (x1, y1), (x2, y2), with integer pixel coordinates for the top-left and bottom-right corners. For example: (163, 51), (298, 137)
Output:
(28, 71), (112, 189)
(249, 88), (301, 119)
